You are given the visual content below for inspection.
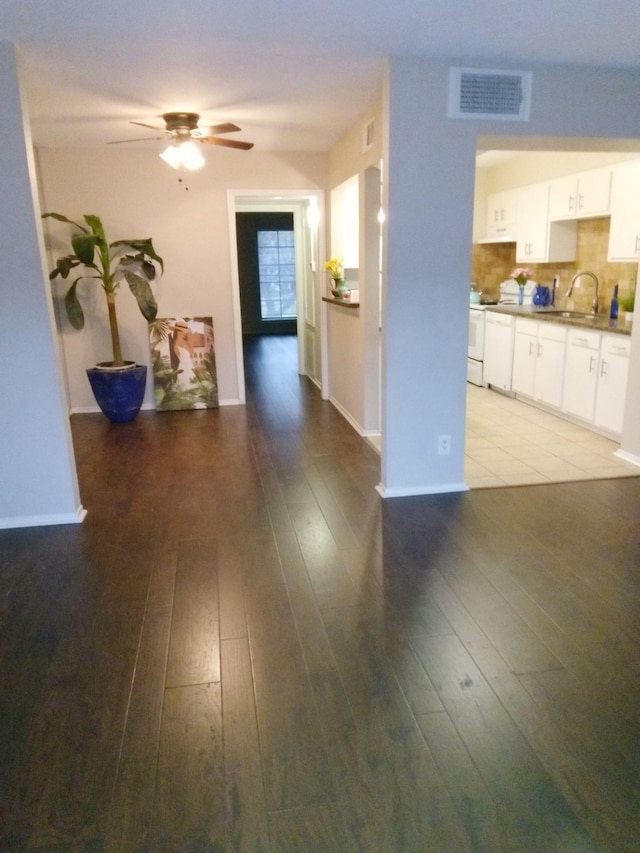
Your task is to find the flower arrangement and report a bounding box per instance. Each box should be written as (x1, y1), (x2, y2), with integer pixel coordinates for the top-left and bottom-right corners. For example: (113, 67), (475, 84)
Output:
(511, 267), (532, 287)
(324, 257), (344, 281)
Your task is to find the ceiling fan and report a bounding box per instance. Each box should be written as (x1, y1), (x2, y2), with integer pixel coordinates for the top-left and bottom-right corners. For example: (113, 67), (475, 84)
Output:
(109, 111), (254, 169)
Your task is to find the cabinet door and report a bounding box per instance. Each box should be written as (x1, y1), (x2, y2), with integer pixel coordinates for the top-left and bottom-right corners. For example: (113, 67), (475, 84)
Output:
(486, 190), (517, 237)
(534, 326), (566, 408)
(577, 167), (611, 217)
(562, 330), (600, 421)
(516, 183), (549, 262)
(483, 313), (514, 391)
(594, 336), (631, 435)
(549, 176), (578, 219)
(608, 160), (640, 261)
(512, 321), (537, 396)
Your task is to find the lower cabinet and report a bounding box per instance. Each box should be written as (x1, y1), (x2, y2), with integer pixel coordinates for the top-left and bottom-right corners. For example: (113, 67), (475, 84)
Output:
(512, 318), (566, 408)
(484, 312), (515, 391)
(562, 328), (600, 422)
(594, 335), (632, 435)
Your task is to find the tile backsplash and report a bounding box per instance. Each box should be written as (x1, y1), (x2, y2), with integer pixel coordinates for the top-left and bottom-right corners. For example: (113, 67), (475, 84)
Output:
(471, 217), (637, 312)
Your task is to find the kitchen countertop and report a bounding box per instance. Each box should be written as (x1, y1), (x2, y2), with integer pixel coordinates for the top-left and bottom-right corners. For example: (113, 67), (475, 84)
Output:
(484, 304), (633, 336)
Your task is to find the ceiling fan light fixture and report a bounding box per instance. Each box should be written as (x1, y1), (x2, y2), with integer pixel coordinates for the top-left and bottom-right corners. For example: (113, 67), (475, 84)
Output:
(159, 140), (205, 171)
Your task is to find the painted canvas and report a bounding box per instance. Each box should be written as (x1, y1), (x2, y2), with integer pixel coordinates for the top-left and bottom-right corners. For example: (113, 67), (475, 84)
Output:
(149, 317), (218, 411)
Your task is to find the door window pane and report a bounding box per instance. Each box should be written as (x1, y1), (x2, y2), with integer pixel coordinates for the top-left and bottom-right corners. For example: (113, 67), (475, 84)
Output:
(257, 230), (297, 320)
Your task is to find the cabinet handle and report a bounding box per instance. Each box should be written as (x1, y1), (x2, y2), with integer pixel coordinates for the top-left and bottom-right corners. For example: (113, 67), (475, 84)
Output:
(569, 194), (575, 212)
(600, 360), (608, 377)
(529, 341), (534, 356)
(537, 343), (542, 358)
(589, 355), (596, 373)
(635, 235), (640, 254)
(578, 193), (585, 210)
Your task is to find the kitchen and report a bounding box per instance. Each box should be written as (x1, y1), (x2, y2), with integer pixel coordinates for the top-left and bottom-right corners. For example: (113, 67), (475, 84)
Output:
(466, 149), (640, 488)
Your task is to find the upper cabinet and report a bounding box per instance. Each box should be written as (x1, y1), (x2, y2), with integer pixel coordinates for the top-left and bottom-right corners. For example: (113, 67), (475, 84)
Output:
(548, 167), (612, 220)
(484, 190), (517, 241)
(516, 182), (577, 263)
(608, 159), (640, 261)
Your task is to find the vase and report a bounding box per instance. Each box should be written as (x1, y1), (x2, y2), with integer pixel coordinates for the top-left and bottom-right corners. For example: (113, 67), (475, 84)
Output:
(518, 286), (524, 306)
(87, 364), (147, 423)
(331, 279), (348, 298)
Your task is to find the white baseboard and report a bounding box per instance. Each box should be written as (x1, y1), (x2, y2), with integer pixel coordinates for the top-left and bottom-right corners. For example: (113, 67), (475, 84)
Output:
(376, 481), (469, 498)
(329, 396), (364, 435)
(614, 448), (640, 468)
(0, 505), (87, 530)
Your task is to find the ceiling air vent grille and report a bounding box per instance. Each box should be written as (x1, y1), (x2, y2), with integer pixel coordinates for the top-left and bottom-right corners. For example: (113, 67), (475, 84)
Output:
(448, 68), (532, 121)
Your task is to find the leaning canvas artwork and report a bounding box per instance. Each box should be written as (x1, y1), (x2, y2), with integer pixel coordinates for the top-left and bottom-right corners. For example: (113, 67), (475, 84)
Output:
(149, 317), (218, 411)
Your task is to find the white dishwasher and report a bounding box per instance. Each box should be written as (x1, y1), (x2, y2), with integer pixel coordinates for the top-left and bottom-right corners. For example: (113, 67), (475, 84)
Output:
(483, 311), (515, 392)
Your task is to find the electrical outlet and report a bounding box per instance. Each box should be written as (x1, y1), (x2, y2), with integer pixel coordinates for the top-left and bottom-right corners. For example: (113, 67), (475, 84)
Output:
(438, 435), (451, 455)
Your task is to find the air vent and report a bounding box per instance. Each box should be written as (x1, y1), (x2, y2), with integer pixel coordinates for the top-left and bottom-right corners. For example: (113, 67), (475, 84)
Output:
(448, 68), (532, 121)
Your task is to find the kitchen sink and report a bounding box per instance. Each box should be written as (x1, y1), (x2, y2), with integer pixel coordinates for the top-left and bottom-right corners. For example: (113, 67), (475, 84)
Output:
(536, 310), (596, 319)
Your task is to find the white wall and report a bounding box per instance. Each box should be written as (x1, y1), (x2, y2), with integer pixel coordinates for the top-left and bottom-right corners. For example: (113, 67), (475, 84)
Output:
(0, 43), (83, 528)
(381, 59), (640, 496)
(38, 147), (327, 410)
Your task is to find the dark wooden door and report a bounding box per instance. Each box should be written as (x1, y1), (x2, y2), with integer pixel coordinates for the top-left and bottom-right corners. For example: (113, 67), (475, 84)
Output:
(236, 212), (297, 335)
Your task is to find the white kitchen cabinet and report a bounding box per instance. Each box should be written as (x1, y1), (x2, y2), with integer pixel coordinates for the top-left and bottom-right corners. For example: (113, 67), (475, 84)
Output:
(562, 328), (600, 422)
(594, 334), (631, 435)
(512, 318), (566, 408)
(483, 311), (514, 392)
(485, 190), (517, 240)
(512, 319), (537, 397)
(608, 159), (640, 261)
(516, 182), (577, 263)
(549, 167), (612, 220)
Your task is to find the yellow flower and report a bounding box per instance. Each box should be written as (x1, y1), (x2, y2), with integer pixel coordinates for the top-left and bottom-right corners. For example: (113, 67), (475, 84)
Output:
(324, 257), (344, 279)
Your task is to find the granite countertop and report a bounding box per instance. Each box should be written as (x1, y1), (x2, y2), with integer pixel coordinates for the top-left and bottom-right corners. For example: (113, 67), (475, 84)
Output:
(485, 304), (633, 336)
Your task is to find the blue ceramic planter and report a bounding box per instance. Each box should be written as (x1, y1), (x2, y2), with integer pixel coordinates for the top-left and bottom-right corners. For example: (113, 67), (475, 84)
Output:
(86, 364), (147, 423)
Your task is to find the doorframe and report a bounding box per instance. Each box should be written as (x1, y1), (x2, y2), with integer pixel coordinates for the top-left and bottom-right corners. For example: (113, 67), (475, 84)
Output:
(227, 188), (325, 404)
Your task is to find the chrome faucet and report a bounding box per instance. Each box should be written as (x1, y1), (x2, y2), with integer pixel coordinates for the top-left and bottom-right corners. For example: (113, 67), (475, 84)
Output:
(566, 270), (600, 314)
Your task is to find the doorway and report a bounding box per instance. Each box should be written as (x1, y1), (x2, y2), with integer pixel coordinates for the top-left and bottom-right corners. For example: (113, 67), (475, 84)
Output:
(236, 211), (297, 336)
(227, 190), (324, 405)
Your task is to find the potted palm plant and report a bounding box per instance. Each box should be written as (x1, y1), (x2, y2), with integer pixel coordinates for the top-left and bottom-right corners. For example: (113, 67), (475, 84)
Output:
(42, 212), (164, 422)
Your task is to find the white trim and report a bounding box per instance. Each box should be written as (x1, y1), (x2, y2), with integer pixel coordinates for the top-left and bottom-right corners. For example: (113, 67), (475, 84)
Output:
(614, 448), (640, 468)
(329, 395), (364, 435)
(0, 505), (87, 530)
(376, 482), (469, 498)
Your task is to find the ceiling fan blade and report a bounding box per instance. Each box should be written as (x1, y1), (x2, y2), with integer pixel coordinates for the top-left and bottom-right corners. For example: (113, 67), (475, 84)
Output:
(194, 122), (241, 137)
(201, 137), (254, 150)
(107, 135), (165, 144)
(130, 120), (165, 131)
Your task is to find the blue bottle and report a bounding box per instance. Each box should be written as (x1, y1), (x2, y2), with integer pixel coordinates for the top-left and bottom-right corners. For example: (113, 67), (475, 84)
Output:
(610, 284), (619, 320)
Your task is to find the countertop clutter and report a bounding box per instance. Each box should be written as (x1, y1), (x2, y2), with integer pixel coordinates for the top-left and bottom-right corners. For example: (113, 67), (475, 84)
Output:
(486, 304), (632, 335)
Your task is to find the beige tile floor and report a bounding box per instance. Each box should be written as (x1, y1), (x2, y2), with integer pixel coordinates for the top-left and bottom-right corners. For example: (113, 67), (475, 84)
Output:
(365, 385), (640, 489)
(465, 383), (639, 488)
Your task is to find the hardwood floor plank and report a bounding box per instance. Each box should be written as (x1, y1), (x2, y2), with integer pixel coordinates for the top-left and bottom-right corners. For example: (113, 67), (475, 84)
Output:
(268, 803), (358, 852)
(275, 529), (337, 673)
(412, 632), (598, 850)
(165, 537), (220, 688)
(220, 638), (271, 851)
(416, 711), (508, 853)
(106, 542), (177, 851)
(246, 582), (336, 810)
(154, 683), (225, 850)
(309, 670), (472, 852)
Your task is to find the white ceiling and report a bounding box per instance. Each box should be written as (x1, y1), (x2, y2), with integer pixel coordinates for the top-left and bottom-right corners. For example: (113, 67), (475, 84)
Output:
(3, 0), (640, 154)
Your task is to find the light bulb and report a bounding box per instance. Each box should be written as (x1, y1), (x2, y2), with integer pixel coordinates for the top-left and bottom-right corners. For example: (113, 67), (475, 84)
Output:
(159, 144), (182, 169)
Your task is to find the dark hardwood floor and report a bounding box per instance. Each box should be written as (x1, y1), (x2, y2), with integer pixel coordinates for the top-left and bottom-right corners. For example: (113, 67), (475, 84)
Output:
(1, 333), (639, 852)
